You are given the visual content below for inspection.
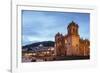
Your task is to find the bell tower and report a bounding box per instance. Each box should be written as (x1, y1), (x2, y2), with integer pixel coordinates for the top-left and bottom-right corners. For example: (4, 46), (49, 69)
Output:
(67, 21), (80, 56)
(67, 21), (79, 36)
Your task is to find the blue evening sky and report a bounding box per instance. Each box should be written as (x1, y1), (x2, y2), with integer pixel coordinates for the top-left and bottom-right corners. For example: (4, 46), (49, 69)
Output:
(22, 10), (90, 46)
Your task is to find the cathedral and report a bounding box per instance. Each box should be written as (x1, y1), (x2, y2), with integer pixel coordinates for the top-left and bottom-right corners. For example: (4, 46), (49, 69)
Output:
(55, 21), (90, 56)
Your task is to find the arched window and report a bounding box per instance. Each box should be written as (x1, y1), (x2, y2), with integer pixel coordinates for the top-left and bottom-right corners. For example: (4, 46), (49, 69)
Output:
(73, 28), (75, 33)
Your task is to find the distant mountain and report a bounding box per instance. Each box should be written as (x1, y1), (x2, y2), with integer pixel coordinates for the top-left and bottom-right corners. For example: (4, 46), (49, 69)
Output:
(22, 41), (55, 50)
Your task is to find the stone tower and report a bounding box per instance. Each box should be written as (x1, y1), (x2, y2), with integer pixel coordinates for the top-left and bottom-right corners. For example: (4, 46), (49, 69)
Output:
(67, 21), (79, 36)
(66, 21), (80, 56)
(55, 32), (65, 56)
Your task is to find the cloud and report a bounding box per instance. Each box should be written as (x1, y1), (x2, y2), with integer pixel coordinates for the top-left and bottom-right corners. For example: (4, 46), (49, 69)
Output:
(22, 10), (90, 46)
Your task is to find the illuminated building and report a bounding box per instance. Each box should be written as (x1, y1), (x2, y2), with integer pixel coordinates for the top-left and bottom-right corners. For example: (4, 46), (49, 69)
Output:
(55, 21), (90, 56)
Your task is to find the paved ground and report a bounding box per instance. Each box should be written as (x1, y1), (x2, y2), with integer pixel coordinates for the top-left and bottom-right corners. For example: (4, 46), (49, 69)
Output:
(55, 56), (90, 61)
(22, 56), (90, 62)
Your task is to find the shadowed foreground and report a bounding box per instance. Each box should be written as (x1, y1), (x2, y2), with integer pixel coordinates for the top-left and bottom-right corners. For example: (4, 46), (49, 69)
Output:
(55, 56), (90, 61)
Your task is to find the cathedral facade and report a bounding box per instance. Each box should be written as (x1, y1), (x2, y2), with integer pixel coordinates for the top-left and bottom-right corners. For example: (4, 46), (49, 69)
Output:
(55, 21), (90, 56)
